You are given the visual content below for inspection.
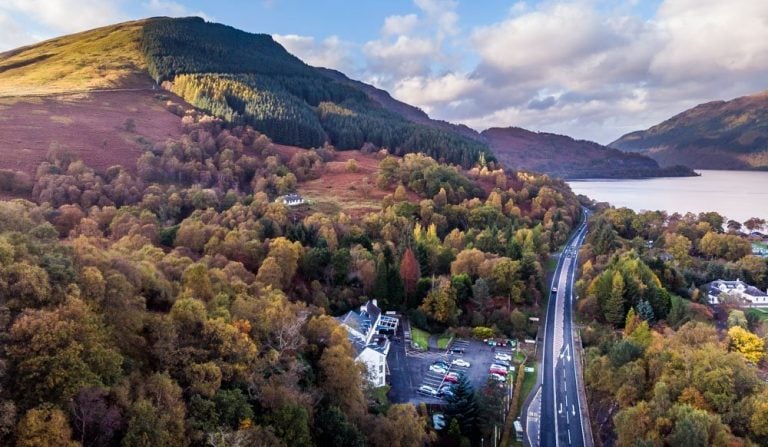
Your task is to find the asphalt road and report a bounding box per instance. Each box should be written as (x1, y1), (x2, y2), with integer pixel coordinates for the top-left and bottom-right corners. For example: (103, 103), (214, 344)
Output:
(539, 210), (589, 447)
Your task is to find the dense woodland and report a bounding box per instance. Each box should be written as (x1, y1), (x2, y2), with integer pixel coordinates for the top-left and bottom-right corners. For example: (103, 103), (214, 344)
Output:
(0, 93), (581, 446)
(140, 17), (492, 167)
(576, 204), (768, 445)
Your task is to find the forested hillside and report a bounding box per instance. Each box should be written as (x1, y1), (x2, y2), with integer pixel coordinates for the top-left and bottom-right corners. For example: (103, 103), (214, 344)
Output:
(0, 88), (582, 444)
(575, 204), (768, 445)
(139, 17), (492, 167)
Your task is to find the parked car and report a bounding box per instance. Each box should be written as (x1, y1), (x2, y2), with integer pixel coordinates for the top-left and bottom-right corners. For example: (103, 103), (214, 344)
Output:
(449, 348), (465, 354)
(429, 364), (448, 374)
(489, 373), (506, 382)
(490, 363), (508, 372)
(495, 353), (512, 361)
(438, 385), (454, 399)
(494, 359), (511, 367)
(451, 359), (471, 368)
(444, 372), (461, 383)
(489, 367), (508, 376)
(433, 359), (450, 367)
(432, 413), (446, 430)
(418, 385), (438, 396)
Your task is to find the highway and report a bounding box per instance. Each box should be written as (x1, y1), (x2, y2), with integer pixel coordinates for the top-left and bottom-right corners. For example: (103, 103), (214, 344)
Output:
(535, 209), (590, 447)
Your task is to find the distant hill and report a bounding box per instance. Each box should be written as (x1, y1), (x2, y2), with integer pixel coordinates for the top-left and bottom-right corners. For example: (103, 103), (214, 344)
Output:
(610, 91), (768, 170)
(482, 127), (695, 179)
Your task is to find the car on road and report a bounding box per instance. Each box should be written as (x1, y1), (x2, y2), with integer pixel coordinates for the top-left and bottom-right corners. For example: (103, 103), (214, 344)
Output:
(429, 364), (448, 374)
(418, 385), (438, 397)
(551, 286), (558, 293)
(489, 373), (506, 382)
(451, 359), (470, 368)
(495, 353), (512, 361)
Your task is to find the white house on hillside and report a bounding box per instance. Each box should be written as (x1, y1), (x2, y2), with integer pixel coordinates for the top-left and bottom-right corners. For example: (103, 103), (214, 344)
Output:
(279, 193), (305, 206)
(336, 300), (399, 388)
(707, 279), (768, 307)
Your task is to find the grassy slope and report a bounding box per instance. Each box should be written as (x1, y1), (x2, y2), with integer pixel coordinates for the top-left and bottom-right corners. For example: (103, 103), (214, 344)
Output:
(0, 19), (152, 95)
(411, 327), (430, 350)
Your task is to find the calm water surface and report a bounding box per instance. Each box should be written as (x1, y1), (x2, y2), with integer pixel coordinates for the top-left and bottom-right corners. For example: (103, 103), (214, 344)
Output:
(567, 170), (768, 223)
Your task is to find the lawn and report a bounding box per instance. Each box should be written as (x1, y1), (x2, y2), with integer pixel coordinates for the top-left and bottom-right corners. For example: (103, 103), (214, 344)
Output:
(518, 362), (537, 418)
(746, 308), (768, 322)
(411, 327), (430, 350)
(437, 333), (452, 349)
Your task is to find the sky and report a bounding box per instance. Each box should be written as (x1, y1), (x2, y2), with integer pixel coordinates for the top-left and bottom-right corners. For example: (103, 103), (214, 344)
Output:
(1, 0), (767, 144)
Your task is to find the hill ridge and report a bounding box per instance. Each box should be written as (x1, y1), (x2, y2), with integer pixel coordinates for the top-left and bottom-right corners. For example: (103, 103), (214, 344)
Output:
(610, 90), (768, 170)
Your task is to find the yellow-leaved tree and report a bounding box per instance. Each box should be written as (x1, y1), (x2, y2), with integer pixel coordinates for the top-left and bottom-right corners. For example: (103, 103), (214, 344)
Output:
(728, 326), (765, 364)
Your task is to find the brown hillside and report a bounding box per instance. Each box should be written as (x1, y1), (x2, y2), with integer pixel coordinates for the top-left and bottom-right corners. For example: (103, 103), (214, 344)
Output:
(611, 90), (768, 169)
(0, 90), (184, 175)
(482, 127), (693, 179)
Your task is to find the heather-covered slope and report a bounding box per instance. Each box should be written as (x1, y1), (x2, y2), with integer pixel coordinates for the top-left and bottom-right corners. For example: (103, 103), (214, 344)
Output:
(482, 127), (695, 179)
(611, 91), (768, 170)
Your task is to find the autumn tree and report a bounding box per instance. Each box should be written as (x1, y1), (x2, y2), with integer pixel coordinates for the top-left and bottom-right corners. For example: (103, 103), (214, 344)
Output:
(16, 405), (79, 447)
(399, 248), (421, 297)
(419, 279), (459, 326)
(728, 326), (764, 364)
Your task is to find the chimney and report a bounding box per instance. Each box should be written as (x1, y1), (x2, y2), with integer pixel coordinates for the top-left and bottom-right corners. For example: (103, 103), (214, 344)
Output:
(372, 299), (378, 308)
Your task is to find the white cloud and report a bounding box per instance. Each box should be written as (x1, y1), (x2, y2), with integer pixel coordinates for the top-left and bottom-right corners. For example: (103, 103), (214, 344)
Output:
(382, 14), (419, 36)
(393, 73), (482, 114)
(273, 34), (356, 73)
(1, 0), (125, 34)
(0, 12), (38, 50)
(387, 0), (768, 144)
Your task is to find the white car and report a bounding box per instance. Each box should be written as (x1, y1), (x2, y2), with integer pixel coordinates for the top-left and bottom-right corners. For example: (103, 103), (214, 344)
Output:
(429, 364), (448, 374)
(495, 353), (512, 361)
(489, 373), (506, 382)
(418, 385), (438, 396)
(452, 359), (471, 368)
(433, 413), (446, 430)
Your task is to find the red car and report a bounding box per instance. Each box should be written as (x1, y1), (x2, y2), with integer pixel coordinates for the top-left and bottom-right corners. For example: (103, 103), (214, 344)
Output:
(443, 373), (460, 383)
(489, 367), (508, 376)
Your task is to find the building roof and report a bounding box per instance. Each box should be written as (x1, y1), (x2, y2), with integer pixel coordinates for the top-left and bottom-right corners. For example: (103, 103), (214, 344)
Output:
(363, 300), (381, 328)
(709, 279), (768, 297)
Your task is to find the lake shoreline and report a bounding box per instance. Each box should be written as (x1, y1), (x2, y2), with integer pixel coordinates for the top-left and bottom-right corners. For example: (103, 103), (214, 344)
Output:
(567, 170), (768, 223)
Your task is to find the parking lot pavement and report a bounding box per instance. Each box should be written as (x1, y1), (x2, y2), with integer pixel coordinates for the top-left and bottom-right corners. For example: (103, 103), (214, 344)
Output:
(388, 329), (518, 405)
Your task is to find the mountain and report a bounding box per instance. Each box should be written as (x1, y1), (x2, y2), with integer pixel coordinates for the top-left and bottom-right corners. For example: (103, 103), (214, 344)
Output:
(482, 127), (695, 179)
(0, 16), (490, 171)
(610, 91), (768, 170)
(0, 16), (687, 179)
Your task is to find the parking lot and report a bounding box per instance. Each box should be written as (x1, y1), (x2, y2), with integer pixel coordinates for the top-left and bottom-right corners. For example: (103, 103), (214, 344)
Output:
(388, 325), (517, 405)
